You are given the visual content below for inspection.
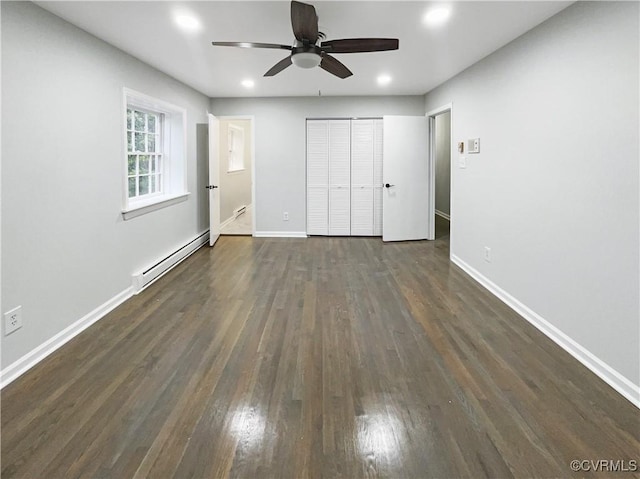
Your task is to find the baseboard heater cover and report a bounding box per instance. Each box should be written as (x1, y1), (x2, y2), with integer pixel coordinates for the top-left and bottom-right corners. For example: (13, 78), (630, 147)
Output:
(132, 231), (210, 293)
(435, 209), (451, 221)
(234, 205), (247, 218)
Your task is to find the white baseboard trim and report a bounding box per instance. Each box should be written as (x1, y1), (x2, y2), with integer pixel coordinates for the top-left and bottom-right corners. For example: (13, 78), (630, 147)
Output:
(435, 209), (450, 220)
(450, 254), (640, 409)
(0, 232), (212, 389)
(0, 287), (134, 389)
(254, 231), (308, 238)
(219, 215), (235, 230)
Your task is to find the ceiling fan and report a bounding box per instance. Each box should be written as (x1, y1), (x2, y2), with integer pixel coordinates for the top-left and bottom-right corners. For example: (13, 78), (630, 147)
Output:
(211, 0), (399, 79)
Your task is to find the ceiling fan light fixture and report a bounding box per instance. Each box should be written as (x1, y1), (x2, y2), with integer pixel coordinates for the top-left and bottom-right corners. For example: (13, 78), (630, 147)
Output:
(211, 1), (399, 79)
(292, 52), (321, 69)
(241, 79), (255, 88)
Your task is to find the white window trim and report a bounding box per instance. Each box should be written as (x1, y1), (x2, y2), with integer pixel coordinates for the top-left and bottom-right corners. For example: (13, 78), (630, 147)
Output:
(122, 193), (190, 220)
(122, 88), (189, 219)
(126, 106), (164, 199)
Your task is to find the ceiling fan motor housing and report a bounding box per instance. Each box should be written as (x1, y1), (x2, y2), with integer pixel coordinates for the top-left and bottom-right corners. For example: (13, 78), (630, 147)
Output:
(291, 44), (322, 68)
(211, 1), (398, 79)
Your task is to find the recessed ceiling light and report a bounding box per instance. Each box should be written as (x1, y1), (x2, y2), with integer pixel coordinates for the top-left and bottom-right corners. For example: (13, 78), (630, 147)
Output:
(241, 79), (255, 89)
(423, 6), (451, 26)
(175, 14), (201, 32)
(377, 75), (392, 86)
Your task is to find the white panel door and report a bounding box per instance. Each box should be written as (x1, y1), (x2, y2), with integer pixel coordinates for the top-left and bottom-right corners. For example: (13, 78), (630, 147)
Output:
(208, 114), (221, 247)
(307, 187), (329, 235)
(373, 119), (384, 236)
(351, 119), (374, 186)
(329, 187), (351, 235)
(328, 120), (351, 235)
(373, 188), (383, 236)
(351, 119), (374, 236)
(382, 115), (429, 242)
(351, 187), (374, 235)
(306, 120), (329, 235)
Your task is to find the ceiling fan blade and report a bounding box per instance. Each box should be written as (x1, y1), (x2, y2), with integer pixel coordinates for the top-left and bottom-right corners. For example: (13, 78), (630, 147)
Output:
(321, 38), (399, 53)
(264, 56), (293, 76)
(291, 1), (318, 43)
(211, 41), (292, 51)
(320, 54), (352, 79)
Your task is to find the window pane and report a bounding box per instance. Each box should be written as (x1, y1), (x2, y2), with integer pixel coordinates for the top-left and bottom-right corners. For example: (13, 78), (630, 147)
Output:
(135, 132), (145, 152)
(128, 177), (137, 198)
(139, 155), (149, 174)
(148, 134), (156, 152)
(134, 111), (145, 130)
(148, 114), (156, 133)
(150, 175), (156, 192)
(139, 175), (149, 195)
(127, 109), (132, 130)
(127, 132), (133, 151)
(156, 174), (162, 192)
(128, 155), (137, 175)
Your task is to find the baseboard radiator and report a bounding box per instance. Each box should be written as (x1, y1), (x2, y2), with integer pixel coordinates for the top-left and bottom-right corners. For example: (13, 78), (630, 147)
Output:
(132, 231), (210, 293)
(435, 209), (450, 221)
(234, 205), (247, 218)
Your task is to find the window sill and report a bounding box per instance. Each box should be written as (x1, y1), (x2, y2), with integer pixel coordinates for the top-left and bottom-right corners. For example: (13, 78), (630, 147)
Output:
(122, 192), (190, 220)
(227, 168), (246, 174)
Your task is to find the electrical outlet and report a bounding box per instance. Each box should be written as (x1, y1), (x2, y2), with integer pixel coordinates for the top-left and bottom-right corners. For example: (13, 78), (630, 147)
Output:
(4, 306), (23, 335)
(283, 212), (289, 221)
(484, 247), (491, 263)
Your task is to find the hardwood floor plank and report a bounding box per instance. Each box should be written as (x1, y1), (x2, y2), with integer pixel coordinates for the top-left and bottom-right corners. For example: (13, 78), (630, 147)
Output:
(2, 235), (638, 478)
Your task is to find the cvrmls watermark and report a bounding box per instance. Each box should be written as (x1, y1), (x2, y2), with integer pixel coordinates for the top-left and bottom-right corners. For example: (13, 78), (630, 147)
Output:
(570, 459), (638, 473)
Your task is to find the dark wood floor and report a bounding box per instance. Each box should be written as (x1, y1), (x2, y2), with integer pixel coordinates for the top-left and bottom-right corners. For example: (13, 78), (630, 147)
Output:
(2, 233), (638, 478)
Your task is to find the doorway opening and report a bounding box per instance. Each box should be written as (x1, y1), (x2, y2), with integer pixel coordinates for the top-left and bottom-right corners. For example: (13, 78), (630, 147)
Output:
(218, 117), (255, 236)
(427, 105), (452, 242)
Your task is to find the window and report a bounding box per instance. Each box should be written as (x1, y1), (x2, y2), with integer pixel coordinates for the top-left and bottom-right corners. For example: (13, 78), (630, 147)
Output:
(127, 108), (163, 199)
(227, 124), (245, 172)
(123, 89), (188, 219)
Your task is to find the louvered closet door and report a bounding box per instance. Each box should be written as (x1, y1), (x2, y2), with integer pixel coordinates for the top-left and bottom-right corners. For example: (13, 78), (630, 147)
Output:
(351, 120), (375, 236)
(328, 120), (351, 235)
(306, 120), (329, 235)
(373, 119), (384, 236)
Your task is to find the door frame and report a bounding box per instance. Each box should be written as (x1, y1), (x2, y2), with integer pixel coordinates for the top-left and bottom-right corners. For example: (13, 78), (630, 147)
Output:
(426, 103), (453, 242)
(216, 115), (257, 236)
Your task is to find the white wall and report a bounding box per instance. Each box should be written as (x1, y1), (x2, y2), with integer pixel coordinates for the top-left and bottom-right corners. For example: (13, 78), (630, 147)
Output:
(425, 1), (639, 394)
(1, 2), (210, 371)
(219, 119), (253, 223)
(210, 96), (424, 233)
(434, 111), (451, 216)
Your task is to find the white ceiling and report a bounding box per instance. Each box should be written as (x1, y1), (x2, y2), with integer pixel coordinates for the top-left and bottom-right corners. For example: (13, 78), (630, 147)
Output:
(37, 1), (571, 98)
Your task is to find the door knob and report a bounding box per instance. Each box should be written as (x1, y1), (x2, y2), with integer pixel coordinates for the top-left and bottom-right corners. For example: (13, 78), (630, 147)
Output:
(384, 183), (395, 188)
(206, 185), (218, 189)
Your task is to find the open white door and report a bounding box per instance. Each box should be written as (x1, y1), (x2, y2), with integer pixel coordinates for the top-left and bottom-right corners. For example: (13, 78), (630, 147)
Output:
(382, 115), (430, 242)
(208, 113), (221, 246)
